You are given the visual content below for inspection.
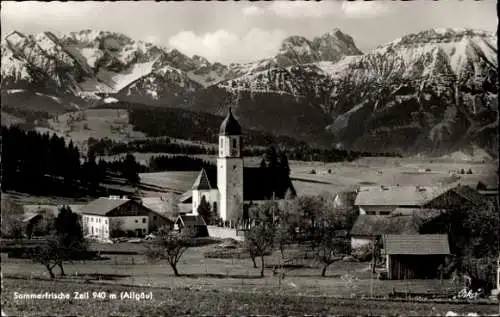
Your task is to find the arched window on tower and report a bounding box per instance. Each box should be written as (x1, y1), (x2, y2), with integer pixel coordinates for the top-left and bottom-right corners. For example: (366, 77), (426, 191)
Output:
(232, 139), (237, 148)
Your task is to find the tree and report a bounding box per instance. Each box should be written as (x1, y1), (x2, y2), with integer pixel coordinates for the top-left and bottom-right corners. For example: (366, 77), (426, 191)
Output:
(289, 195), (324, 253)
(314, 211), (351, 277)
(245, 202), (278, 277)
(31, 209), (56, 237)
(122, 153), (140, 184)
(145, 226), (195, 276)
(29, 206), (87, 278)
(1, 197), (24, 238)
(313, 194), (357, 276)
(426, 200), (499, 292)
(30, 237), (69, 278)
(197, 196), (213, 225)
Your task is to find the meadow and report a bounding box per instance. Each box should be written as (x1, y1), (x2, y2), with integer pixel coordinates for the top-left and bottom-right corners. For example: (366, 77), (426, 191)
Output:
(2, 243), (498, 316)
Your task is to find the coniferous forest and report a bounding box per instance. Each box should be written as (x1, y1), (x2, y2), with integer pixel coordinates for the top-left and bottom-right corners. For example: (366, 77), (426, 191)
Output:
(1, 126), (144, 197)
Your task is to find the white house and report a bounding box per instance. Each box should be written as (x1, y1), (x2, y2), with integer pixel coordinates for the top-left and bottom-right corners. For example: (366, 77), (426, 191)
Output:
(79, 196), (172, 239)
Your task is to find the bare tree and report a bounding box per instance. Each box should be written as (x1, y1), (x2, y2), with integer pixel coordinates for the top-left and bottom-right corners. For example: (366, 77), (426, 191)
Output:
(30, 238), (66, 278)
(1, 197), (24, 238)
(288, 195), (324, 254)
(245, 201), (278, 277)
(314, 194), (356, 277)
(145, 226), (195, 276)
(30, 233), (88, 278)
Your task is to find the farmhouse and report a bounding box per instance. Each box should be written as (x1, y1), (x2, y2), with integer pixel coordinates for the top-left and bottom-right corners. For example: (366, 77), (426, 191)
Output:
(354, 184), (488, 215)
(21, 204), (84, 238)
(382, 234), (450, 280)
(79, 196), (173, 239)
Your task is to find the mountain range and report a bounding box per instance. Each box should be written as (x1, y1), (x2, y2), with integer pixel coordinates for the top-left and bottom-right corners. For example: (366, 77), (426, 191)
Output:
(1, 28), (498, 156)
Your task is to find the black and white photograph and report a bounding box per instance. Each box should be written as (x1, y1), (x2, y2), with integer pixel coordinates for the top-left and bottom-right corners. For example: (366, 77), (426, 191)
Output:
(0, 1), (499, 316)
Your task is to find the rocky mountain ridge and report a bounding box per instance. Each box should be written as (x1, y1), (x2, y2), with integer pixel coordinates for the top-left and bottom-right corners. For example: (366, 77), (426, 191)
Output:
(1, 28), (497, 156)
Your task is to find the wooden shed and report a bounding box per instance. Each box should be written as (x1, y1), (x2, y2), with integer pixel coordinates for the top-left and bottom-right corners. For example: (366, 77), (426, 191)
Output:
(383, 234), (450, 280)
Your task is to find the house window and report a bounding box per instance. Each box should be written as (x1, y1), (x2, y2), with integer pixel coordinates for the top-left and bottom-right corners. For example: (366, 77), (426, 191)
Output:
(142, 218), (146, 223)
(135, 219), (138, 223)
(232, 139), (236, 148)
(105, 219), (108, 224)
(153, 216), (157, 220)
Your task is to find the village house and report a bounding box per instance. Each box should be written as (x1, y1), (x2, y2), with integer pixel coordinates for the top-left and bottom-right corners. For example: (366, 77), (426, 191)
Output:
(382, 234), (450, 280)
(354, 184), (488, 215)
(79, 196), (173, 239)
(349, 208), (444, 250)
(21, 204), (84, 238)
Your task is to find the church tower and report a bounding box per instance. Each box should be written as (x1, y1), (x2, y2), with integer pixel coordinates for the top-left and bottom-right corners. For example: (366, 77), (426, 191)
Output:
(217, 107), (244, 222)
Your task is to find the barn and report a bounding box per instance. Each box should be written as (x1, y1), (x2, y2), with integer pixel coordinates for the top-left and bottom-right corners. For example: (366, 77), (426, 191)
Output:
(383, 234), (450, 280)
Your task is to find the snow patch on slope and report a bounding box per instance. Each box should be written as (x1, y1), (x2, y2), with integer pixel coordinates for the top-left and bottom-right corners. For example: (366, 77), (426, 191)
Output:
(96, 60), (156, 91)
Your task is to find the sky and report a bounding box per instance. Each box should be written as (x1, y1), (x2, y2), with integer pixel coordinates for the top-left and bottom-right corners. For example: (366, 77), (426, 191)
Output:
(1, 1), (497, 64)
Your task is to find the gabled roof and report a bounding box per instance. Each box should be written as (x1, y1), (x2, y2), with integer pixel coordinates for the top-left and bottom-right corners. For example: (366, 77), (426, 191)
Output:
(178, 204), (192, 214)
(350, 215), (420, 236)
(22, 212), (41, 223)
(192, 169), (212, 190)
(139, 171), (201, 194)
(176, 215), (207, 226)
(354, 185), (449, 207)
(179, 191), (192, 203)
(383, 234), (450, 255)
(79, 197), (131, 216)
(219, 107), (242, 136)
(140, 196), (177, 221)
(449, 185), (489, 206)
(351, 209), (443, 237)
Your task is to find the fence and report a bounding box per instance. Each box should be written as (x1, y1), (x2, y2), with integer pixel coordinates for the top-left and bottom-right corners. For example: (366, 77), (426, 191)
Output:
(207, 226), (245, 241)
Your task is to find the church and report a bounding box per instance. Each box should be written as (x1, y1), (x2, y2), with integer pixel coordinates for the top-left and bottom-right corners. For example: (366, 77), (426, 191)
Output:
(179, 108), (295, 222)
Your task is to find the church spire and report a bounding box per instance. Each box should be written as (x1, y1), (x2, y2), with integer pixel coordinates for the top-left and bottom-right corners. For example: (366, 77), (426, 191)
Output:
(219, 107), (242, 136)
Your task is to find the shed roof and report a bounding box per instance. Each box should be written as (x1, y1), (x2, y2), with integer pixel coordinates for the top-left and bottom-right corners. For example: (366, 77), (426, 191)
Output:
(449, 185), (489, 206)
(383, 234), (450, 255)
(351, 209), (443, 237)
(350, 215), (420, 236)
(79, 197), (131, 216)
(354, 185), (449, 206)
(176, 215), (207, 226)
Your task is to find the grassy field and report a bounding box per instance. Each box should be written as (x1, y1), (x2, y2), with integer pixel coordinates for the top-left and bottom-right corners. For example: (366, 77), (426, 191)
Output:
(34, 109), (146, 153)
(2, 278), (498, 317)
(0, 243), (474, 299)
(289, 157), (497, 196)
